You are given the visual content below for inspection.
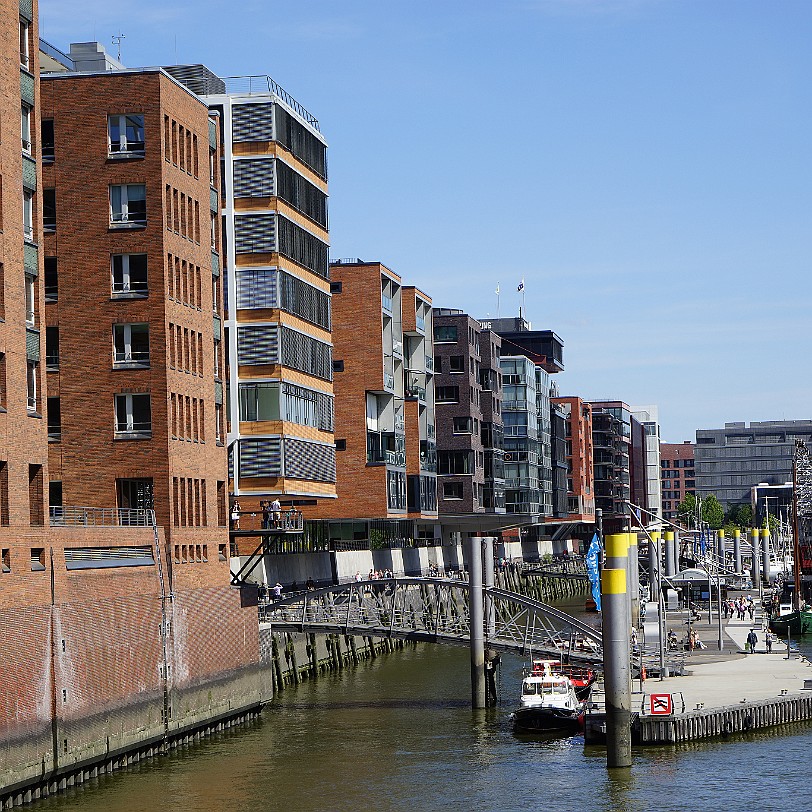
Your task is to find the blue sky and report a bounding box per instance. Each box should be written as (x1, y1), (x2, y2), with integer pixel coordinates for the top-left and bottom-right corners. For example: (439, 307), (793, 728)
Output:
(39, 0), (812, 442)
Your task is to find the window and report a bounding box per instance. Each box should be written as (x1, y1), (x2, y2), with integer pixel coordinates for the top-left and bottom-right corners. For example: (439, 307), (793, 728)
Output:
(443, 481), (464, 500)
(29, 464), (43, 526)
(111, 254), (148, 296)
(108, 115), (145, 155)
(239, 382), (280, 422)
(31, 548), (45, 572)
(47, 396), (60, 441)
(453, 416), (473, 434)
(21, 104), (31, 154)
(23, 190), (33, 240)
(41, 120), (54, 162)
(44, 258), (57, 302)
(115, 393), (152, 436)
(449, 355), (465, 373)
(113, 323), (150, 366)
(436, 386), (459, 404)
(1, 548), (9, 573)
(43, 189), (56, 232)
(45, 326), (59, 370)
(19, 18), (29, 68)
(434, 324), (458, 343)
(110, 184), (146, 226)
(26, 361), (37, 412)
(24, 273), (35, 325)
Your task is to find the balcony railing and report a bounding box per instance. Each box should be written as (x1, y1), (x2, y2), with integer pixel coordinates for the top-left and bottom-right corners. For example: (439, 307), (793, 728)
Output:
(425, 356), (434, 372)
(383, 372), (395, 391)
(50, 506), (155, 527)
(113, 350), (150, 366)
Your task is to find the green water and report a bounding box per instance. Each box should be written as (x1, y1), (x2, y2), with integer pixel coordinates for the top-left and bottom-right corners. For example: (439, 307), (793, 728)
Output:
(36, 608), (812, 812)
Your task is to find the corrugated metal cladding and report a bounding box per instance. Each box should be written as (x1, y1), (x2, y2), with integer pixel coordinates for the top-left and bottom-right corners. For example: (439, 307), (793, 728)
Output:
(279, 271), (331, 329)
(239, 437), (282, 478)
(281, 327), (332, 381)
(232, 103), (274, 142)
(274, 106), (327, 180)
(284, 438), (336, 482)
(234, 213), (276, 254)
(317, 391), (334, 432)
(276, 216), (329, 278)
(276, 160), (328, 227)
(233, 158), (276, 198)
(237, 268), (277, 309)
(237, 324), (279, 366)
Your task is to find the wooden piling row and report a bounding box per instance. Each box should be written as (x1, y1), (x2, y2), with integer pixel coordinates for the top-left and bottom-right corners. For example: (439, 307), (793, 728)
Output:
(496, 568), (590, 603)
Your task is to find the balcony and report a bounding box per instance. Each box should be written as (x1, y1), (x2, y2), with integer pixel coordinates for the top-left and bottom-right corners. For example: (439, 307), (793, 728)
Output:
(425, 356), (433, 373)
(50, 506), (155, 527)
(382, 294), (393, 314)
(383, 372), (396, 391)
(392, 339), (403, 358)
(406, 371), (426, 402)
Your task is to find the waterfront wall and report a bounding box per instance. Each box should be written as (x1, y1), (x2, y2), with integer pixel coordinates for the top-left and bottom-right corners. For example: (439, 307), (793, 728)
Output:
(0, 526), (265, 804)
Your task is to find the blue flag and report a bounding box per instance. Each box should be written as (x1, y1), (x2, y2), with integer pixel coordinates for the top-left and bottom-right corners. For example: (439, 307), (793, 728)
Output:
(585, 532), (602, 612)
(700, 530), (707, 555)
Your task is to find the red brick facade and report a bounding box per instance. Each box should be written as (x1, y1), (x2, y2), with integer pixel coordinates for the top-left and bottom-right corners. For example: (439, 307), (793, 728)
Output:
(660, 441), (695, 521)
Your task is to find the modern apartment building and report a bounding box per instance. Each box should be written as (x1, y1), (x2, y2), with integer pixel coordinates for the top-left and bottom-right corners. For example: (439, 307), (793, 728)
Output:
(552, 396), (595, 522)
(631, 405), (662, 521)
(432, 309), (504, 522)
(164, 67), (336, 536)
(660, 441), (695, 521)
(318, 260), (437, 544)
(695, 420), (812, 510)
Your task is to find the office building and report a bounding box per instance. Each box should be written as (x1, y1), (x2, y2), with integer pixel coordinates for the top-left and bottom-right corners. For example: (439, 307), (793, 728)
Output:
(695, 420), (812, 511)
(631, 405), (662, 521)
(552, 396), (595, 522)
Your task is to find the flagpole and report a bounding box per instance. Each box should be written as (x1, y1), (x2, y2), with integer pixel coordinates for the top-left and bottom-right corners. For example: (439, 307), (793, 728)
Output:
(496, 282), (500, 319)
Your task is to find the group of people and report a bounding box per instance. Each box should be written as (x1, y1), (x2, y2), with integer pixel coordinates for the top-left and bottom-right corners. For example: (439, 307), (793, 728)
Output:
(355, 569), (395, 582)
(724, 595), (756, 621)
(262, 576), (318, 600)
(229, 498), (301, 531)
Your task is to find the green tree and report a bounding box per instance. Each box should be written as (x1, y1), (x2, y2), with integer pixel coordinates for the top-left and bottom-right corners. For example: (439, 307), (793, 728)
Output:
(676, 493), (697, 525)
(701, 495), (724, 530)
(734, 503), (753, 529)
(762, 513), (778, 535)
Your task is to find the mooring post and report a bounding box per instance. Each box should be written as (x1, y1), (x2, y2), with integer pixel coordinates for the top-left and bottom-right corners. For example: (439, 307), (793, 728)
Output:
(761, 528), (771, 586)
(627, 532), (640, 629)
(602, 532), (632, 768)
(482, 536), (498, 707)
(664, 531), (675, 577)
(468, 536), (486, 709)
(648, 531), (660, 592)
(733, 529), (742, 574)
(751, 528), (761, 590)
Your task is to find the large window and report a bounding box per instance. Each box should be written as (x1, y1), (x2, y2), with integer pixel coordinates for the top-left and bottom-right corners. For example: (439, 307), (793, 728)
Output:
(24, 274), (35, 325)
(110, 184), (146, 226)
(113, 324), (150, 366)
(114, 393), (151, 436)
(108, 114), (145, 155)
(436, 386), (459, 404)
(26, 361), (37, 412)
(434, 325), (458, 343)
(111, 254), (148, 296)
(19, 19), (29, 69)
(239, 382), (280, 422)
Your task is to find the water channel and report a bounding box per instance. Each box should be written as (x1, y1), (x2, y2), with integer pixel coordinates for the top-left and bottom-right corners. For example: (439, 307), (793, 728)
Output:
(38, 597), (812, 812)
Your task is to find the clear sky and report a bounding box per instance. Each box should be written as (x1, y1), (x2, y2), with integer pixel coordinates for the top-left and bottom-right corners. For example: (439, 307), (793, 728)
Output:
(39, 0), (812, 442)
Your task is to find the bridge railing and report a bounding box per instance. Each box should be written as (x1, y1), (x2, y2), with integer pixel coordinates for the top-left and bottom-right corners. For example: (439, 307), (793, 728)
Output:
(49, 506), (155, 527)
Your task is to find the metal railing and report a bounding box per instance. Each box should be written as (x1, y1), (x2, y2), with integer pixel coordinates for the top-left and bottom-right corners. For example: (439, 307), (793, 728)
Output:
(50, 506), (155, 527)
(221, 76), (320, 131)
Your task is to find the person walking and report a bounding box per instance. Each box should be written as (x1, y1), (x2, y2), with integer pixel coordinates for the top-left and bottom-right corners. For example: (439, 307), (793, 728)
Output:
(746, 628), (758, 654)
(765, 630), (774, 653)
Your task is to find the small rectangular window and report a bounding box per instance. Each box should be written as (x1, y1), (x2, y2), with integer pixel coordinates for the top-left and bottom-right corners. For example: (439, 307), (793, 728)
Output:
(21, 104), (31, 155)
(41, 120), (54, 162)
(19, 19), (29, 69)
(111, 254), (148, 296)
(114, 393), (152, 436)
(44, 258), (58, 302)
(2, 548), (10, 573)
(434, 325), (458, 343)
(108, 114), (145, 155)
(26, 360), (38, 412)
(453, 417), (473, 434)
(29, 464), (44, 526)
(43, 189), (56, 232)
(113, 323), (150, 366)
(45, 326), (59, 371)
(110, 184), (146, 226)
(443, 481), (464, 500)
(47, 396), (61, 441)
(23, 190), (34, 241)
(448, 356), (465, 373)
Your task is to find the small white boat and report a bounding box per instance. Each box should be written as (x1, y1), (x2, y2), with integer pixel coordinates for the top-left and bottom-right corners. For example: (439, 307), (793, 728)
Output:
(510, 668), (584, 734)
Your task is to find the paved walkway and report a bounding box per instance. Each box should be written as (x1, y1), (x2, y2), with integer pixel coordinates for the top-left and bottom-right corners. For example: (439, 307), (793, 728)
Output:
(635, 604), (812, 711)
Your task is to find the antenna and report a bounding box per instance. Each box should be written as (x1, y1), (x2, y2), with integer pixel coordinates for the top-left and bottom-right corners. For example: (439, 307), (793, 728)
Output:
(112, 32), (125, 62)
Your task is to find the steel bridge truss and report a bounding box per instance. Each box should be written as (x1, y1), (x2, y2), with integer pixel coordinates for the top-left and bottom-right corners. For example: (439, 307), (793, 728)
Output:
(259, 577), (603, 664)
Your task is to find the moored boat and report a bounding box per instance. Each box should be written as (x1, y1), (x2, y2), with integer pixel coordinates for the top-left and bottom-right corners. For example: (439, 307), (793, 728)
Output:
(770, 609), (812, 636)
(529, 658), (596, 700)
(511, 663), (586, 734)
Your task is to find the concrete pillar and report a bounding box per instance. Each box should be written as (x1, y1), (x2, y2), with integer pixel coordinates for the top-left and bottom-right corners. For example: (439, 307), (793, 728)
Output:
(733, 529), (742, 573)
(482, 536), (497, 707)
(751, 528), (761, 586)
(664, 531), (675, 576)
(468, 536), (486, 709)
(628, 533), (640, 628)
(601, 566), (632, 768)
(761, 528), (771, 585)
(648, 531), (661, 590)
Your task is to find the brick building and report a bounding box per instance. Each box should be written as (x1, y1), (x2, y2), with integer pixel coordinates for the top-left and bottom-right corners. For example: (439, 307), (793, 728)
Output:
(318, 260), (438, 544)
(552, 396), (595, 522)
(660, 440), (695, 521)
(163, 67), (336, 538)
(432, 309), (505, 521)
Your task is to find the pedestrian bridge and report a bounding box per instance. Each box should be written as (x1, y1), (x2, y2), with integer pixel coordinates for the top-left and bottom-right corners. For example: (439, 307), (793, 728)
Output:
(259, 577), (603, 664)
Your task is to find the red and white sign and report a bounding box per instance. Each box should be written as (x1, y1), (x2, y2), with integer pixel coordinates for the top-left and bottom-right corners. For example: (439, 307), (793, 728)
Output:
(649, 693), (673, 715)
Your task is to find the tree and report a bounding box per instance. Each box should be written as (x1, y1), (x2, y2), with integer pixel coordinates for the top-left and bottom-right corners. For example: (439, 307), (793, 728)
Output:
(701, 495), (724, 530)
(724, 503), (753, 530)
(676, 493), (697, 525)
(762, 513), (779, 536)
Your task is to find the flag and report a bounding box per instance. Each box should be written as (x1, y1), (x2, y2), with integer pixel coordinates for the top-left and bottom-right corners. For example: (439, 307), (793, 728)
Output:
(585, 532), (602, 612)
(517, 279), (525, 292)
(699, 530), (707, 555)
(495, 282), (500, 295)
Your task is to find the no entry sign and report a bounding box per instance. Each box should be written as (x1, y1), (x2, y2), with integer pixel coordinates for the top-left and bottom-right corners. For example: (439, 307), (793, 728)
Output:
(649, 693), (673, 715)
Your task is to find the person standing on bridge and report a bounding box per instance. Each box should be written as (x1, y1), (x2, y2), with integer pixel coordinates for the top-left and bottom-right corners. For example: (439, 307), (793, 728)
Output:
(272, 582), (283, 599)
(231, 499), (241, 531)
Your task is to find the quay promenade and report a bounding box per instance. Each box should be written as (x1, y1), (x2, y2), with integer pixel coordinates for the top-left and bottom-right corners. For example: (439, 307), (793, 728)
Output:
(587, 600), (812, 745)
